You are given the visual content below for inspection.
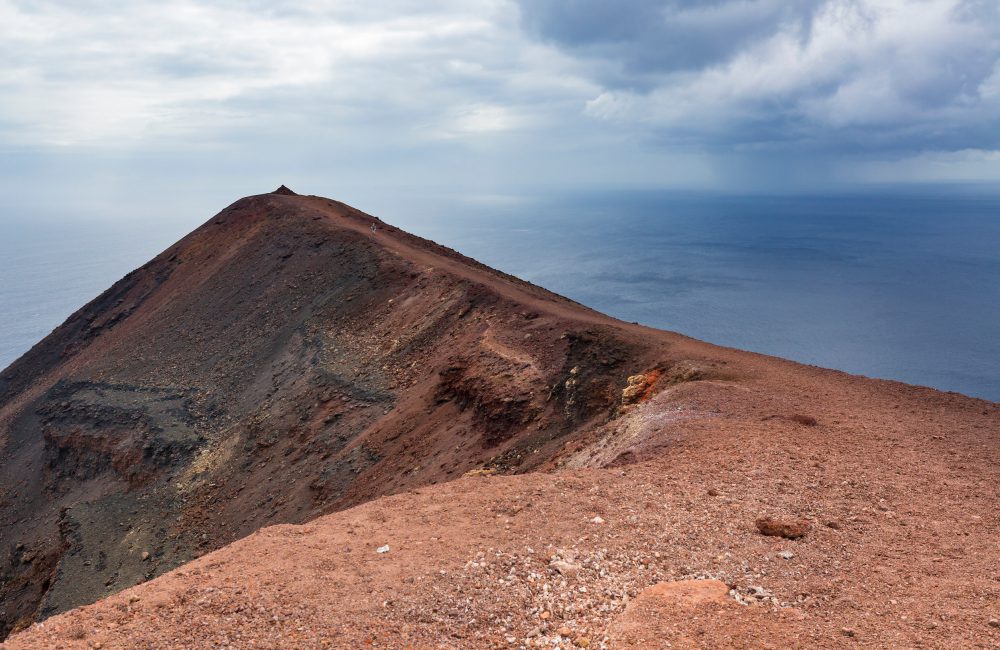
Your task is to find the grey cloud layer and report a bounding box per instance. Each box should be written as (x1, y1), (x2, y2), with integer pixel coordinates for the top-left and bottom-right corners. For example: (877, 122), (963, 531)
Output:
(516, 0), (1000, 153)
(0, 0), (997, 198)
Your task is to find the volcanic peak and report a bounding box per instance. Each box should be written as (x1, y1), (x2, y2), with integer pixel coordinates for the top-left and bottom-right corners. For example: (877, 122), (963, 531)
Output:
(1, 190), (998, 648)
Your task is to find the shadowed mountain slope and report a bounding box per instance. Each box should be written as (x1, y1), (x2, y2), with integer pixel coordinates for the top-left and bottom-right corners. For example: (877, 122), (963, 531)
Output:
(0, 190), (682, 637)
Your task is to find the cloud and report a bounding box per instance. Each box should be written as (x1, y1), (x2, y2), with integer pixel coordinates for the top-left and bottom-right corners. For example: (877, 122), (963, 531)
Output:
(517, 0), (1000, 153)
(0, 0), (996, 205)
(0, 1), (558, 147)
(850, 148), (1000, 183)
(518, 0), (824, 82)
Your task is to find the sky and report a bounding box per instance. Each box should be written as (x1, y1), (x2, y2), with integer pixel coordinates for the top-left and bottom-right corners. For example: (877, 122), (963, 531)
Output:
(1, 0), (999, 222)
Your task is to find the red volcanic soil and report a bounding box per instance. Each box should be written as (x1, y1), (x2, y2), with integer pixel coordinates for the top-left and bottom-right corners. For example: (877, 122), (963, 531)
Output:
(2, 189), (999, 648)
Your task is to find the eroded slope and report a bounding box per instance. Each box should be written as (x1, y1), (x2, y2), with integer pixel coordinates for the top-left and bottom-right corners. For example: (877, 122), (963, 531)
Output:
(0, 190), (678, 637)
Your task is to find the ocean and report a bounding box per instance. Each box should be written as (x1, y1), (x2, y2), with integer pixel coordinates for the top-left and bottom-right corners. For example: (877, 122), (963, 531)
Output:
(2, 190), (998, 401)
(0, 218), (194, 374)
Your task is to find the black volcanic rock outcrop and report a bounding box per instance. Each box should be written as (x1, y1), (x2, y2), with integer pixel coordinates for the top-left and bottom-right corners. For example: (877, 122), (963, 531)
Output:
(0, 191), (668, 637)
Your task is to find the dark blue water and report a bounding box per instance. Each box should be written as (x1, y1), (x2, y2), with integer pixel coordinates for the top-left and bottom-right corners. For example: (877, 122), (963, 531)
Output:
(2, 190), (998, 401)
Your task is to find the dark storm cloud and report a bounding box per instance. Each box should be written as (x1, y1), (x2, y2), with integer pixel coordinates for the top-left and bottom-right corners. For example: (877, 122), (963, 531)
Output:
(517, 0), (823, 84)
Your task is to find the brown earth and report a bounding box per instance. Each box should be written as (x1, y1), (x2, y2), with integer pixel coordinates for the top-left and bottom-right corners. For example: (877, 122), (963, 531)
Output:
(1, 189), (999, 648)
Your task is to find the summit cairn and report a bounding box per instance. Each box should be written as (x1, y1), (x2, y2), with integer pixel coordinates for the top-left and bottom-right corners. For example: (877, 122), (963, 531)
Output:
(272, 185), (297, 195)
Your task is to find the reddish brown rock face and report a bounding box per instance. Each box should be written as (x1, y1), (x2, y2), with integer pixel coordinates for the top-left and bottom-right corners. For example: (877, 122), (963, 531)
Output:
(756, 517), (812, 539)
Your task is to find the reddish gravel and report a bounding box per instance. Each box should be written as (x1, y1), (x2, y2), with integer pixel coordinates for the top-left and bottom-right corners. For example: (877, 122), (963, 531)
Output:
(6, 333), (999, 648)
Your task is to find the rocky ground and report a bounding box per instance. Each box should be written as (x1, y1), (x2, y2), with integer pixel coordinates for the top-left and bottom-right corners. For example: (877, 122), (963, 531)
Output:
(7, 329), (1000, 648)
(2, 188), (998, 648)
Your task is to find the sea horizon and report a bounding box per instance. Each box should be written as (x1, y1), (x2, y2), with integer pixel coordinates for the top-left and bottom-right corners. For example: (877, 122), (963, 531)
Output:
(3, 186), (999, 402)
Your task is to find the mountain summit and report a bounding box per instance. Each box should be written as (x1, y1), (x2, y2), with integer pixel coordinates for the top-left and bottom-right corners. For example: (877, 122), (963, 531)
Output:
(0, 190), (664, 635)
(1, 191), (997, 647)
